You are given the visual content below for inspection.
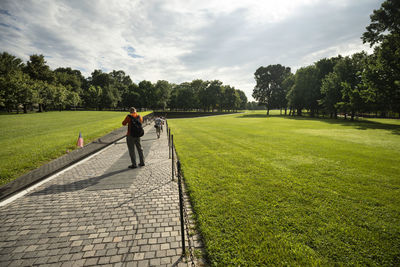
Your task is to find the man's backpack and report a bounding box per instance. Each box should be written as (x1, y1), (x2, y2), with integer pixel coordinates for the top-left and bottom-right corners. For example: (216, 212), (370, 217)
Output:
(129, 115), (144, 137)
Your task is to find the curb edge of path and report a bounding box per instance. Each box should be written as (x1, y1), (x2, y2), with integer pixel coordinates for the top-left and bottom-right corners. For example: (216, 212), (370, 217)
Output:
(0, 113), (154, 202)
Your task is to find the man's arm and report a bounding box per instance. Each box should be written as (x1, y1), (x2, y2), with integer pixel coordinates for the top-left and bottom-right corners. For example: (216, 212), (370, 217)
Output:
(122, 115), (130, 126)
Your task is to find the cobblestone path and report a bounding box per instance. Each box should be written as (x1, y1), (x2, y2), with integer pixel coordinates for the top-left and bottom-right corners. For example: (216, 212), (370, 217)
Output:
(0, 125), (189, 266)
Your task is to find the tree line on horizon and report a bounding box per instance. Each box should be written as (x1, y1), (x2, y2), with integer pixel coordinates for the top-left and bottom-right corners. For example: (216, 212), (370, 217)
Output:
(252, 0), (399, 119)
(0, 53), (248, 114)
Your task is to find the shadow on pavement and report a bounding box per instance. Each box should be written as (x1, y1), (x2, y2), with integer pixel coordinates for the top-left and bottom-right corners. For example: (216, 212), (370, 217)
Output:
(171, 255), (186, 266)
(29, 128), (159, 195)
(115, 180), (173, 209)
(29, 168), (134, 195)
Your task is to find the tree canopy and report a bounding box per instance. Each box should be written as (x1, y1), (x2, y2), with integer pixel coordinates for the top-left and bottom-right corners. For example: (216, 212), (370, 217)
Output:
(0, 52), (247, 113)
(253, 0), (399, 119)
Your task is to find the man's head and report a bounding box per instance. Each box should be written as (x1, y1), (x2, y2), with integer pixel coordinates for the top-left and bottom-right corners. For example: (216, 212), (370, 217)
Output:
(129, 107), (136, 113)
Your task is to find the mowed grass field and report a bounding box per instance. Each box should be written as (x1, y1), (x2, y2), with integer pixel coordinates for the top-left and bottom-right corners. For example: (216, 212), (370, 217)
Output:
(0, 111), (150, 186)
(168, 111), (400, 266)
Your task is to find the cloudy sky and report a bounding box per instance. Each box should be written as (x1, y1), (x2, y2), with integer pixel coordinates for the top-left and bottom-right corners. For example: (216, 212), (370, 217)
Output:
(0, 0), (381, 100)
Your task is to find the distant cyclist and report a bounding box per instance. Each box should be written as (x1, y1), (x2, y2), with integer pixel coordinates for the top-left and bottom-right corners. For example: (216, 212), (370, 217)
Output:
(154, 117), (163, 138)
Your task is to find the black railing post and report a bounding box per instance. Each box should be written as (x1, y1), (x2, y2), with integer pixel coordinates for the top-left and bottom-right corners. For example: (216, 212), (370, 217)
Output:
(168, 129), (171, 159)
(177, 160), (186, 255)
(171, 135), (174, 181)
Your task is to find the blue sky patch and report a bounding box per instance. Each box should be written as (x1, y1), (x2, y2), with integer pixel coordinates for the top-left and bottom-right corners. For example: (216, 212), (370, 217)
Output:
(0, 22), (20, 31)
(0, 9), (12, 16)
(124, 46), (143, 59)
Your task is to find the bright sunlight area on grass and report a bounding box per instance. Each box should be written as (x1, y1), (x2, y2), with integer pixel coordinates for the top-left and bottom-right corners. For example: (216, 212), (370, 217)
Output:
(168, 110), (400, 265)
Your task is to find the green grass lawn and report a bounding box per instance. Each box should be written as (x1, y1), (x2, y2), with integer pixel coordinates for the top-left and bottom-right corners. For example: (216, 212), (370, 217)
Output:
(168, 111), (400, 266)
(0, 110), (151, 186)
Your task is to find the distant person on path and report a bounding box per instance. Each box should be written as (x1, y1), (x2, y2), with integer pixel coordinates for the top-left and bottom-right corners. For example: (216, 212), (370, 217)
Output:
(160, 116), (165, 132)
(154, 116), (163, 139)
(122, 107), (145, 169)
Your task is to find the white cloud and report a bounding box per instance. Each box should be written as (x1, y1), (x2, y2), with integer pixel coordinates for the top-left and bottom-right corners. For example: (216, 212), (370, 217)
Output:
(0, 0), (382, 100)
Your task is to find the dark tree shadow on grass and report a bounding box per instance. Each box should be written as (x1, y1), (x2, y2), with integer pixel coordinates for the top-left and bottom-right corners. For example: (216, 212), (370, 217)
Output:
(236, 113), (400, 135)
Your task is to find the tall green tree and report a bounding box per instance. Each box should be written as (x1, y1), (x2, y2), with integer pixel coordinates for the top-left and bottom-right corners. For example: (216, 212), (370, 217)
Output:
(363, 36), (400, 117)
(0, 52), (25, 112)
(66, 91), (81, 110)
(54, 67), (83, 93)
(207, 80), (223, 111)
(282, 74), (294, 115)
(303, 66), (320, 117)
(334, 53), (368, 120)
(320, 72), (342, 118)
(0, 52), (24, 75)
(54, 67), (84, 109)
(316, 56), (342, 117)
(222, 85), (240, 111)
(24, 54), (54, 83)
(122, 83), (140, 109)
(138, 80), (154, 109)
(362, 0), (400, 46)
(361, 0), (400, 117)
(100, 85), (120, 110)
(189, 79), (206, 110)
(236, 90), (248, 110)
(110, 70), (132, 109)
(89, 70), (120, 110)
(0, 70), (36, 113)
(287, 66), (319, 116)
(196, 80), (211, 111)
(154, 80), (172, 110)
(315, 57), (342, 116)
(14, 72), (37, 113)
(177, 82), (196, 110)
(84, 85), (102, 110)
(252, 64), (291, 115)
(24, 54), (55, 111)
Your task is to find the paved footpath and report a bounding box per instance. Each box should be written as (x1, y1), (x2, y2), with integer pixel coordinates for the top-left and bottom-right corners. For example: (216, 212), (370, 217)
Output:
(0, 125), (192, 267)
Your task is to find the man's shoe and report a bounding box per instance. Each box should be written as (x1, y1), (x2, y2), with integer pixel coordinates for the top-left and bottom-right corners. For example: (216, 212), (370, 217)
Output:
(139, 163), (145, 167)
(128, 165), (137, 169)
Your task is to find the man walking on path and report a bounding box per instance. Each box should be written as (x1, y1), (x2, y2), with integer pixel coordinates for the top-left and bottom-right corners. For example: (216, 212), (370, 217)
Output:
(154, 116), (163, 139)
(122, 107), (145, 169)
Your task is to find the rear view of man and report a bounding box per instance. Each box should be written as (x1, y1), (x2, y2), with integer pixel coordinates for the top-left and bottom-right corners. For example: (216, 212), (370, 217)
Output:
(154, 116), (163, 139)
(122, 107), (145, 169)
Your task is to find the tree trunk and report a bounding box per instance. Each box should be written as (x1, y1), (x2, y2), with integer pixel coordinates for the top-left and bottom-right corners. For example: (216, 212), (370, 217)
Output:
(267, 108), (270, 115)
(285, 108), (287, 116)
(23, 104), (28, 114)
(297, 108), (302, 116)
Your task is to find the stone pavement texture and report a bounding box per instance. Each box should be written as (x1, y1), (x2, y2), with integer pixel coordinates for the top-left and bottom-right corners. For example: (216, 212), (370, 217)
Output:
(0, 124), (194, 267)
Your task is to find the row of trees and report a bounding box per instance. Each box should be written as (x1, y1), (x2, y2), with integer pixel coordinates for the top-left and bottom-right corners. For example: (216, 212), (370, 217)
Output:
(253, 0), (400, 119)
(0, 54), (247, 113)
